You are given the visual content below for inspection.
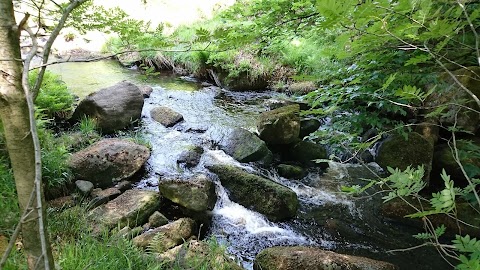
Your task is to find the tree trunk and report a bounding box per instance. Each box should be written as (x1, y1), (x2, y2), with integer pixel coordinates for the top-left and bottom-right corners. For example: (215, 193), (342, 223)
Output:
(0, 0), (54, 269)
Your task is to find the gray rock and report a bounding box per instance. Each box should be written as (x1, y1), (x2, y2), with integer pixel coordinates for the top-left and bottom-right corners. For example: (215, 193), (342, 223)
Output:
(220, 128), (272, 164)
(257, 104), (300, 144)
(150, 106), (184, 127)
(71, 81), (144, 133)
(140, 85), (153, 98)
(133, 218), (196, 251)
(159, 174), (217, 212)
(88, 187), (122, 209)
(75, 180), (94, 195)
(116, 181), (132, 192)
(68, 138), (150, 188)
(177, 146), (204, 168)
(207, 165), (298, 221)
(88, 189), (160, 232)
(148, 211), (169, 228)
(254, 246), (397, 270)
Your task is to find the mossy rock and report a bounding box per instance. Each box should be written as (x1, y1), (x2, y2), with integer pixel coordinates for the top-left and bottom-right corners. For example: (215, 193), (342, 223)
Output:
(150, 106), (184, 127)
(133, 218), (196, 251)
(158, 174), (217, 212)
(220, 128), (272, 164)
(254, 246), (397, 270)
(257, 104), (300, 145)
(207, 164), (298, 221)
(88, 190), (160, 232)
(284, 140), (328, 168)
(376, 132), (433, 183)
(277, 164), (305, 179)
(177, 145), (204, 168)
(68, 138), (150, 188)
(287, 81), (317, 94)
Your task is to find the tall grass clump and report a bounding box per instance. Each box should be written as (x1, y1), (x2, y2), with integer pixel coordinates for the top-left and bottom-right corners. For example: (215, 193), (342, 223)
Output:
(0, 157), (19, 237)
(58, 233), (162, 270)
(38, 127), (73, 198)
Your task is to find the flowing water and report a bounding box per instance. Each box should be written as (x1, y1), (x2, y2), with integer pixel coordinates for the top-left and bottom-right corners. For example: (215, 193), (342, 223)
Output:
(49, 60), (452, 270)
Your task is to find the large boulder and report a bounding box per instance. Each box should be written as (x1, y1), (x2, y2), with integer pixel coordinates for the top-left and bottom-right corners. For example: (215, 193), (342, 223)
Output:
(425, 67), (480, 134)
(88, 190), (160, 231)
(68, 138), (150, 188)
(207, 164), (298, 221)
(158, 174), (217, 212)
(71, 80), (144, 133)
(254, 246), (397, 270)
(133, 218), (196, 251)
(376, 132), (433, 183)
(150, 106), (184, 127)
(257, 104), (301, 144)
(220, 128), (272, 164)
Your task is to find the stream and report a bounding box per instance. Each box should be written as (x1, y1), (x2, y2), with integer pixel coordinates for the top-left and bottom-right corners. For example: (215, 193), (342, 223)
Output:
(48, 60), (451, 270)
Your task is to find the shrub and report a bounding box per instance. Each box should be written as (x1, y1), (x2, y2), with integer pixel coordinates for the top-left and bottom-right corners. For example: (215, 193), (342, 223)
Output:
(29, 70), (75, 120)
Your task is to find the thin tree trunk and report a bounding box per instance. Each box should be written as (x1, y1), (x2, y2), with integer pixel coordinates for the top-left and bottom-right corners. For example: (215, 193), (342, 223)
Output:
(0, 0), (54, 269)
